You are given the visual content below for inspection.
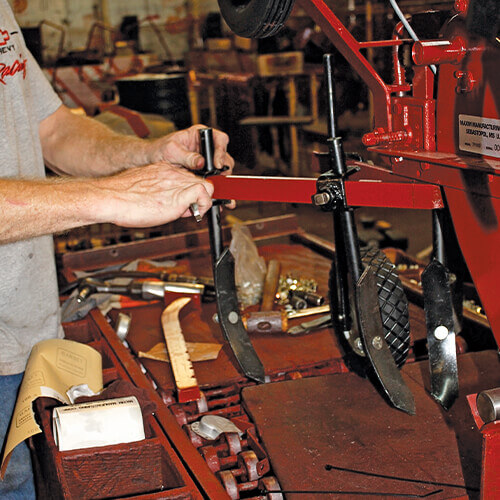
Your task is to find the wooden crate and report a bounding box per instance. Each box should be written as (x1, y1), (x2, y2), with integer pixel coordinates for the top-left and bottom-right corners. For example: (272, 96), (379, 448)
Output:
(257, 51), (304, 76)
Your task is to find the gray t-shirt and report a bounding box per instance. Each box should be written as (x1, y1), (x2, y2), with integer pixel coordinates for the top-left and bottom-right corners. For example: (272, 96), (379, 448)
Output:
(0, 0), (64, 375)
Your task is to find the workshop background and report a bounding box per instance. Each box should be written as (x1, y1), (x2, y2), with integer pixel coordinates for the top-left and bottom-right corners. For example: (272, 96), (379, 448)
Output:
(8, 0), (438, 259)
(5, 1), (500, 499)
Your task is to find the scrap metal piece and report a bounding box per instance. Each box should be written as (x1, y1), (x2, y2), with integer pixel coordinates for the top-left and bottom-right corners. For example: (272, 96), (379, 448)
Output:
(476, 387), (500, 424)
(190, 415), (243, 440)
(287, 304), (330, 319)
(287, 314), (332, 335)
(290, 289), (325, 307)
(76, 277), (204, 301)
(356, 267), (416, 415)
(214, 249), (266, 383)
(422, 260), (459, 410)
(141, 281), (204, 299)
(115, 312), (131, 341)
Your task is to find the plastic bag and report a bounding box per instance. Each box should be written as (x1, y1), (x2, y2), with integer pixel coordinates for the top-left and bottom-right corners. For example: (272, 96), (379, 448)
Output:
(228, 224), (267, 307)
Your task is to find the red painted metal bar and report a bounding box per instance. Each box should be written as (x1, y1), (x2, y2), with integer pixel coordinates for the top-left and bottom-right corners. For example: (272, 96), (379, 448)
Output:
(358, 39), (409, 48)
(297, 0), (392, 129)
(412, 37), (467, 66)
(210, 175), (444, 209)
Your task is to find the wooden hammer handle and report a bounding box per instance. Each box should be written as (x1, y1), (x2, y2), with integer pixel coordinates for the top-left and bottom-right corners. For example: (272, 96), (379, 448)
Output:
(242, 310), (288, 335)
(261, 260), (280, 311)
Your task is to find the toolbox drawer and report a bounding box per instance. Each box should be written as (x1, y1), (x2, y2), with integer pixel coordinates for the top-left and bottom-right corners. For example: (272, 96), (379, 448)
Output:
(30, 322), (201, 499)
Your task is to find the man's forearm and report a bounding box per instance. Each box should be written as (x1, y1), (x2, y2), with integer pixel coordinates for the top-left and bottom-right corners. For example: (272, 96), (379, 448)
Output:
(0, 163), (214, 244)
(40, 105), (235, 178)
(39, 105), (154, 177)
(0, 177), (103, 243)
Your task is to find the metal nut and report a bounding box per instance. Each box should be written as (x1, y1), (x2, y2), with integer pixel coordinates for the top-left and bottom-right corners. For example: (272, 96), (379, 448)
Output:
(313, 192), (332, 206)
(372, 336), (384, 350)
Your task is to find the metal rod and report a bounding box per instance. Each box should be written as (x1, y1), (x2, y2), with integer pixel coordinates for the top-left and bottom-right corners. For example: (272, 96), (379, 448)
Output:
(199, 128), (223, 263)
(262, 489), (443, 498)
(325, 464), (479, 491)
(287, 304), (331, 319)
(324, 54), (339, 142)
(432, 209), (446, 264)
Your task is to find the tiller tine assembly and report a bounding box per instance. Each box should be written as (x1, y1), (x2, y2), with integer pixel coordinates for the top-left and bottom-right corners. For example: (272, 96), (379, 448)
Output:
(315, 54), (415, 414)
(422, 259), (459, 410)
(200, 128), (266, 383)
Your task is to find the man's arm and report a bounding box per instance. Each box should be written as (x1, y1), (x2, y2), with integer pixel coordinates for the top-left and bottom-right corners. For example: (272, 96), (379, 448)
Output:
(0, 163), (214, 243)
(39, 105), (234, 177)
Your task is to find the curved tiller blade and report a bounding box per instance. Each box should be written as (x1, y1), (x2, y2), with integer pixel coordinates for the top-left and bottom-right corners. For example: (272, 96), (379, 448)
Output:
(422, 259), (459, 410)
(214, 248), (266, 383)
(356, 267), (416, 415)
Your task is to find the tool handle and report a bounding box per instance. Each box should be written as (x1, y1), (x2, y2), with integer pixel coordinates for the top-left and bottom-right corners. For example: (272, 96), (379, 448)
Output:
(200, 128), (223, 263)
(260, 260), (280, 311)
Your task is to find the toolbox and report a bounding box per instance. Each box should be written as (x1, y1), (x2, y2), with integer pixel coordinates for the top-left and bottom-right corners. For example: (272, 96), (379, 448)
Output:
(28, 214), (499, 499)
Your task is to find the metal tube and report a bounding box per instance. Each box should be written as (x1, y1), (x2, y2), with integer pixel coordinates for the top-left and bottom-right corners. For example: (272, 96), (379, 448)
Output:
(432, 209), (446, 264)
(200, 128), (223, 263)
(477, 387), (500, 423)
(324, 54), (339, 141)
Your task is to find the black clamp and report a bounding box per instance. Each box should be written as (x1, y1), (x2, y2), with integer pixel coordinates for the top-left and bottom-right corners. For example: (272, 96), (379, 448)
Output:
(312, 166), (360, 212)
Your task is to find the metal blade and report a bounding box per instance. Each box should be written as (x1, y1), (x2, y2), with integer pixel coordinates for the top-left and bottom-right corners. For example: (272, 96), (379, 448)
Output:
(287, 314), (332, 335)
(214, 248), (266, 383)
(356, 267), (416, 415)
(422, 260), (459, 410)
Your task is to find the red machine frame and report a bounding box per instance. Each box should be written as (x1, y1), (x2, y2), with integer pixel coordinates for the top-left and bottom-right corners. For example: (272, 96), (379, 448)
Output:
(214, 0), (500, 346)
(212, 0), (499, 495)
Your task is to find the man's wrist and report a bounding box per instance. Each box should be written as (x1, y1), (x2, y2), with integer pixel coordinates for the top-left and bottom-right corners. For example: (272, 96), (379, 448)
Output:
(141, 138), (162, 166)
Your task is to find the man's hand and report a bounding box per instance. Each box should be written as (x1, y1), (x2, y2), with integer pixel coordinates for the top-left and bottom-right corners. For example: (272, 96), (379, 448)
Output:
(147, 124), (235, 173)
(0, 162), (215, 243)
(92, 162), (215, 227)
(40, 107), (235, 178)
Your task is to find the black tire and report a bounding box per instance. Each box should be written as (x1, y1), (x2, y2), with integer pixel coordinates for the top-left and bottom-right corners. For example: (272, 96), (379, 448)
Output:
(330, 246), (410, 368)
(217, 0), (295, 38)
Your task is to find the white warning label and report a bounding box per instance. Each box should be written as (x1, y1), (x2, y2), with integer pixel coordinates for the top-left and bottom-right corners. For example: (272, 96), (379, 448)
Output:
(459, 114), (500, 158)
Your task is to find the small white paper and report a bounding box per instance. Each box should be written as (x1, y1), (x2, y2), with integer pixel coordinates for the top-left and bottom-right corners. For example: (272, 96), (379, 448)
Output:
(53, 396), (145, 451)
(66, 384), (96, 404)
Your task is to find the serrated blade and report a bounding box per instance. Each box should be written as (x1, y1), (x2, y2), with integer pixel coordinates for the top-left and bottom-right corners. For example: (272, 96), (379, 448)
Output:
(161, 297), (202, 402)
